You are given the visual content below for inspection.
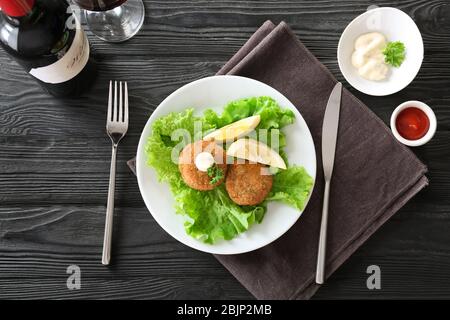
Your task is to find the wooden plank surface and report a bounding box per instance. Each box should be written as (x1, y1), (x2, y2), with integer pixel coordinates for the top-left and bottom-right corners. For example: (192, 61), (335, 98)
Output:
(1, 0), (450, 299)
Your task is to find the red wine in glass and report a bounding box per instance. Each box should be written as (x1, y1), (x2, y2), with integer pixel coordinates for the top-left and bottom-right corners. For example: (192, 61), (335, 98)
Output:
(72, 0), (145, 42)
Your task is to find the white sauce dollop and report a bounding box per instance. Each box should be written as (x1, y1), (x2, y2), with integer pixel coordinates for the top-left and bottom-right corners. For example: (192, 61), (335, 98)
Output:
(351, 32), (389, 81)
(195, 152), (215, 172)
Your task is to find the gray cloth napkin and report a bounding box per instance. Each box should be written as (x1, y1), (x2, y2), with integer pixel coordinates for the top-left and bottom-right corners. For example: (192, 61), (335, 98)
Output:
(128, 21), (428, 300)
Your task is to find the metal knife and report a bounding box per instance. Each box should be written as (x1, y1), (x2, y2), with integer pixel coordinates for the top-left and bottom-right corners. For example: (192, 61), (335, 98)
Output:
(315, 82), (342, 284)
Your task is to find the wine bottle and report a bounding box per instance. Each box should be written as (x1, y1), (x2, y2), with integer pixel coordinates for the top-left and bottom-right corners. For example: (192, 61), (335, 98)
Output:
(0, 0), (97, 98)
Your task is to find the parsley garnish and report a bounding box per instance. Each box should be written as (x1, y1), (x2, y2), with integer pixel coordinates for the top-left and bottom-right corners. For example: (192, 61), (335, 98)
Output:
(383, 41), (406, 68)
(207, 165), (224, 185)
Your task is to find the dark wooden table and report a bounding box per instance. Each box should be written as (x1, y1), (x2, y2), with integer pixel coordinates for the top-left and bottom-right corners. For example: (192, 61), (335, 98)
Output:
(1, 0), (449, 299)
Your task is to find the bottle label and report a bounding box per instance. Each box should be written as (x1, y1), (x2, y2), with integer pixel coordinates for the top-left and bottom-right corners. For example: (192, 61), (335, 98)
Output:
(29, 18), (90, 84)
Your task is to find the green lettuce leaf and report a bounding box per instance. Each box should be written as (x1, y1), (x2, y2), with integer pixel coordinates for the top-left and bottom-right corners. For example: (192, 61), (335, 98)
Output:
(267, 166), (314, 210)
(204, 96), (295, 129)
(175, 185), (265, 243)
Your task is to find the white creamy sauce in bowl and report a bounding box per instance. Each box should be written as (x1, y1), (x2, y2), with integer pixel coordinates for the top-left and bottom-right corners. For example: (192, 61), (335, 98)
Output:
(351, 32), (389, 81)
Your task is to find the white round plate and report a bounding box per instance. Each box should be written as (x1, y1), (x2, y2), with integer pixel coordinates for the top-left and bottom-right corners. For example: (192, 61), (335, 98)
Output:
(136, 75), (316, 254)
(338, 7), (423, 96)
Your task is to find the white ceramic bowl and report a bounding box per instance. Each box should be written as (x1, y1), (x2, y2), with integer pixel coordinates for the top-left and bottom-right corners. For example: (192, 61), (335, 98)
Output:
(338, 7), (424, 96)
(136, 75), (316, 254)
(390, 101), (436, 147)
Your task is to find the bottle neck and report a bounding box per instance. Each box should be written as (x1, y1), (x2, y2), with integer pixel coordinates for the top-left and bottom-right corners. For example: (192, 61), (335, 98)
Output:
(0, 0), (35, 18)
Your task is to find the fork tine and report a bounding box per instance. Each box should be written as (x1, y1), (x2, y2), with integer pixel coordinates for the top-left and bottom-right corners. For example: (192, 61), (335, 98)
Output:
(107, 81), (112, 123)
(114, 81), (118, 122)
(119, 81), (123, 122)
(124, 82), (129, 124)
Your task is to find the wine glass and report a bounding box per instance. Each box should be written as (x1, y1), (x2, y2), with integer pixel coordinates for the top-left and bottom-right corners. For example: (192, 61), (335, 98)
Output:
(72, 0), (145, 43)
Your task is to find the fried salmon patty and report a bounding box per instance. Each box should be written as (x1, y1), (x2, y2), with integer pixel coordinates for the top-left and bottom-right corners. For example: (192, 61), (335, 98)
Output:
(178, 140), (227, 191)
(225, 162), (273, 205)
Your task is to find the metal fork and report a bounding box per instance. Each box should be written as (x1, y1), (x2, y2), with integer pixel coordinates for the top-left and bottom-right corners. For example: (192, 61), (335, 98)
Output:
(102, 81), (129, 265)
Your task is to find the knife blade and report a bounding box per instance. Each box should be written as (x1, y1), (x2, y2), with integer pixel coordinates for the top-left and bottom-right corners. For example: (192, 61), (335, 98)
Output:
(322, 82), (342, 181)
(315, 82), (342, 284)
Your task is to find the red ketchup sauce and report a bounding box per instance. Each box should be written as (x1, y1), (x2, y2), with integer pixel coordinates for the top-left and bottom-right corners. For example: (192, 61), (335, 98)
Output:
(395, 107), (430, 140)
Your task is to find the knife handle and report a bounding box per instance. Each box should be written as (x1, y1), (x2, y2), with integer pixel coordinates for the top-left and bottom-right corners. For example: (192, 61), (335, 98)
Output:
(316, 179), (330, 284)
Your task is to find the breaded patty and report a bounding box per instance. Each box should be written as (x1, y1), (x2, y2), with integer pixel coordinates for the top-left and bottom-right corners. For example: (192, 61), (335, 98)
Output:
(178, 140), (227, 191)
(225, 162), (273, 206)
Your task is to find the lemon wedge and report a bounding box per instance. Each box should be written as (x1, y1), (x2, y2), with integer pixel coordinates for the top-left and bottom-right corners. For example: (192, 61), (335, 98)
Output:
(203, 115), (260, 142)
(227, 138), (287, 169)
